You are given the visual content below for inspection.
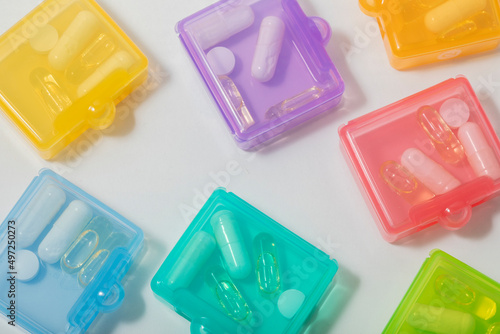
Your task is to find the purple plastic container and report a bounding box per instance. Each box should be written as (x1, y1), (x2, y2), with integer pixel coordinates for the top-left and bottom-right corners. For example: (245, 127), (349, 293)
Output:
(176, 0), (344, 149)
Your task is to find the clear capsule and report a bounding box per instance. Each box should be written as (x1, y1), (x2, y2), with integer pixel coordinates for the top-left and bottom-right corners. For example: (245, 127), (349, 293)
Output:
(435, 275), (497, 320)
(78, 232), (128, 286)
(219, 76), (254, 132)
(66, 33), (116, 83)
(266, 86), (323, 119)
(418, 105), (465, 164)
(206, 266), (251, 322)
(380, 160), (435, 205)
(254, 233), (280, 295)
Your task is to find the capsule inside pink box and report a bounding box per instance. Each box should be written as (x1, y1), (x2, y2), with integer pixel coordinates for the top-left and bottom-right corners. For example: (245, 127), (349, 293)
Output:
(339, 76), (500, 242)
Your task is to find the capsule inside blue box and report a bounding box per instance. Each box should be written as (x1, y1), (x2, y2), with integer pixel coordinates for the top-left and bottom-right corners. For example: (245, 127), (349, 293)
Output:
(151, 188), (338, 334)
(0, 169), (143, 334)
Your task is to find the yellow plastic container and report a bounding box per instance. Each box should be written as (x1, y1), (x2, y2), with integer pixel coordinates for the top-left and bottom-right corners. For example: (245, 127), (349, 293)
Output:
(359, 0), (500, 70)
(0, 0), (148, 159)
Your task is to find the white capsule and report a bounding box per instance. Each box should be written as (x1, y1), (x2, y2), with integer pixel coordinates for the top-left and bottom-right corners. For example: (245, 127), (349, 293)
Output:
(77, 50), (135, 97)
(49, 11), (100, 71)
(191, 6), (255, 50)
(401, 148), (461, 195)
(18, 184), (66, 249)
(211, 210), (251, 280)
(439, 98), (470, 129)
(251, 16), (285, 83)
(165, 231), (216, 290)
(458, 122), (500, 180)
(38, 200), (93, 264)
(425, 0), (488, 34)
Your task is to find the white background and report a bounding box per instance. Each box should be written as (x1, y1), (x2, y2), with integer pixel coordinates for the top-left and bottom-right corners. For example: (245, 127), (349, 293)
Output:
(1, 0), (500, 333)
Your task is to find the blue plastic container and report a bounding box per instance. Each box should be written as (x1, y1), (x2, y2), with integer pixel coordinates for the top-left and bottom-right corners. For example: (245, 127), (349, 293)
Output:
(0, 169), (143, 333)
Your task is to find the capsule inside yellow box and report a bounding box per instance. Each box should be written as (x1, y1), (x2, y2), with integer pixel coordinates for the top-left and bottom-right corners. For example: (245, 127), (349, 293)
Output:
(0, 0), (148, 159)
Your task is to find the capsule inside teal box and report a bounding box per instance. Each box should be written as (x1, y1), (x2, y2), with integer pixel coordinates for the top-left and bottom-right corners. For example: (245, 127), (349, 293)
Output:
(151, 188), (338, 334)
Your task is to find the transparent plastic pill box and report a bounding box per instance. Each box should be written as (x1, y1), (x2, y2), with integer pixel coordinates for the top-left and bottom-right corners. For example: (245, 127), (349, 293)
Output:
(0, 0), (148, 159)
(340, 76), (500, 242)
(383, 249), (500, 333)
(0, 169), (143, 333)
(176, 0), (344, 150)
(359, 0), (500, 69)
(151, 188), (338, 334)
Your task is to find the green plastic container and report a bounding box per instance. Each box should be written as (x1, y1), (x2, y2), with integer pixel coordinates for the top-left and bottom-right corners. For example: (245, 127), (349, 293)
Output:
(384, 250), (500, 334)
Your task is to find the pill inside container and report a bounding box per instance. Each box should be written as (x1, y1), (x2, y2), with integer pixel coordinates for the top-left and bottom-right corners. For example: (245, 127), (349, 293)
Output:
(151, 188), (338, 334)
(176, 0), (344, 150)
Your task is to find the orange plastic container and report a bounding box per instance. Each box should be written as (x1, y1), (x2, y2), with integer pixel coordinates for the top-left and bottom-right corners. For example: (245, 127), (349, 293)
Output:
(359, 0), (500, 69)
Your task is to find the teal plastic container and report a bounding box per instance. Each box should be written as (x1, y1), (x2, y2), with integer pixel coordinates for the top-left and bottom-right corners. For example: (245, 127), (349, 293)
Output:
(151, 188), (338, 334)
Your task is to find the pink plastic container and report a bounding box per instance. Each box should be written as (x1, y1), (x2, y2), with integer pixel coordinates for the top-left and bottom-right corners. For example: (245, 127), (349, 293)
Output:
(339, 76), (500, 242)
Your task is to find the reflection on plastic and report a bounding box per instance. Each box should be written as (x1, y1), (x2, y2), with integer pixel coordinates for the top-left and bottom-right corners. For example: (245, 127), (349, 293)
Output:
(79, 248), (109, 286)
(219, 76), (255, 132)
(435, 274), (497, 320)
(254, 233), (280, 295)
(30, 68), (73, 120)
(487, 323), (500, 334)
(418, 105), (465, 164)
(66, 33), (116, 83)
(206, 266), (252, 322)
(78, 232), (128, 286)
(266, 86), (323, 119)
(406, 303), (475, 334)
(380, 160), (435, 205)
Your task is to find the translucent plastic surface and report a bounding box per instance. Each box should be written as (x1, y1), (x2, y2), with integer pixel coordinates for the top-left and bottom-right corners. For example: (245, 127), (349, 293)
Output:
(340, 77), (500, 242)
(383, 250), (500, 333)
(151, 188), (338, 334)
(359, 0), (500, 69)
(0, 0), (148, 159)
(176, 0), (344, 149)
(0, 169), (143, 334)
